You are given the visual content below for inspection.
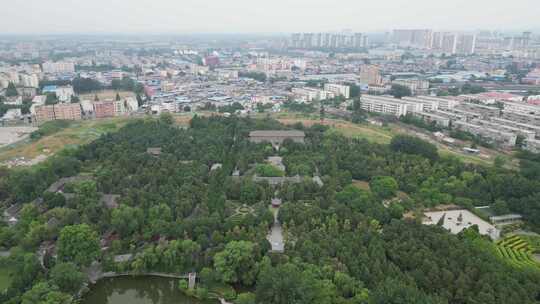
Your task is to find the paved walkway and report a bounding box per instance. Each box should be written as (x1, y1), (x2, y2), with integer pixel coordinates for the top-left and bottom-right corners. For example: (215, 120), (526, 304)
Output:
(84, 262), (190, 284)
(267, 206), (284, 253)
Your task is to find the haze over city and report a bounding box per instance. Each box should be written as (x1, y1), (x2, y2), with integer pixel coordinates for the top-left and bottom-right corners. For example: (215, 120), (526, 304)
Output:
(3, 1), (540, 304)
(1, 0), (538, 34)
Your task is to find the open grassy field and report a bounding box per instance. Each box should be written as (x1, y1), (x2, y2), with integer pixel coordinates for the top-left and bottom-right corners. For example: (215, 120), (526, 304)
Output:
(0, 117), (135, 163)
(79, 90), (135, 101)
(0, 113), (199, 165)
(352, 180), (371, 191)
(270, 112), (398, 145)
(438, 146), (492, 166)
(0, 110), (516, 168)
(268, 111), (515, 167)
(173, 113), (196, 126)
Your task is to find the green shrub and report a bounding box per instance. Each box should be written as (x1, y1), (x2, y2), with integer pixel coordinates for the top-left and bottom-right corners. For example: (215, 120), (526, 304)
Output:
(31, 120), (74, 140)
(178, 279), (188, 290)
(255, 164), (284, 177)
(223, 289), (237, 301)
(195, 287), (209, 300)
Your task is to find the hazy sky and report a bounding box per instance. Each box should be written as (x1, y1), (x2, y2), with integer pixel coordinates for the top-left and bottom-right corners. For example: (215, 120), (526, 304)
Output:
(1, 0), (538, 34)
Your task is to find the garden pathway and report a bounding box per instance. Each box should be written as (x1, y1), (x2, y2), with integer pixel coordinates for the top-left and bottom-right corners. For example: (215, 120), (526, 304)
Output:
(267, 206), (284, 253)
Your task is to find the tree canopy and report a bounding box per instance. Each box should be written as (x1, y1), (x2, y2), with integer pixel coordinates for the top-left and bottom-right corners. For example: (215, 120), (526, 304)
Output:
(1, 116), (540, 303)
(389, 84), (412, 99)
(57, 224), (100, 266)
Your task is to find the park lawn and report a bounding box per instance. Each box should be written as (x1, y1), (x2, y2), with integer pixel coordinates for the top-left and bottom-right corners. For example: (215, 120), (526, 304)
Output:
(272, 112), (397, 145)
(0, 117), (134, 162)
(438, 145), (519, 169)
(352, 180), (371, 191)
(438, 147), (492, 166)
(173, 113), (196, 126)
(327, 123), (395, 145)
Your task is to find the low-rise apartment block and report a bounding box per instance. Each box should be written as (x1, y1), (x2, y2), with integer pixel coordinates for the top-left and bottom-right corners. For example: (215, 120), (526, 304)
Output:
(402, 96), (439, 112)
(54, 103), (82, 121)
(456, 103), (500, 119)
(34, 103), (82, 124)
(524, 138), (540, 153)
(413, 111), (451, 127)
(324, 83), (350, 99)
(360, 95), (408, 117)
(392, 79), (430, 95)
(42, 85), (75, 103)
(501, 111), (540, 126)
(35, 105), (56, 124)
(93, 101), (116, 118)
(292, 87), (321, 102)
(399, 99), (424, 113)
(114, 100), (126, 116)
(490, 117), (540, 138)
(292, 87), (335, 102)
(503, 102), (540, 116)
(412, 96), (460, 110)
(453, 120), (517, 147)
(435, 110), (467, 121)
(470, 119), (535, 140)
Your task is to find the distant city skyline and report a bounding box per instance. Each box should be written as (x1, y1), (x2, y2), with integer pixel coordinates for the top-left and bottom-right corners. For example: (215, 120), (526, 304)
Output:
(0, 0), (538, 34)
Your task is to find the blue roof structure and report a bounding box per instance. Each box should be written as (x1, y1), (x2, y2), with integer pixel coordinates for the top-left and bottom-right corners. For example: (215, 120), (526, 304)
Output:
(42, 85), (57, 93)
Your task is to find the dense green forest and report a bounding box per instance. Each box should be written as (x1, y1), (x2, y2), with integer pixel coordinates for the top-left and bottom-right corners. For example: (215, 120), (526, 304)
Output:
(1, 115), (540, 303)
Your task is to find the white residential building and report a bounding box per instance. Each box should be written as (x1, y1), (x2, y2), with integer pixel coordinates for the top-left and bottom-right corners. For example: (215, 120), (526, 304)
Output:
(324, 83), (350, 98)
(360, 95), (408, 117)
(80, 100), (94, 114)
(402, 97), (439, 112)
(54, 86), (75, 103)
(31, 95), (46, 104)
(114, 100), (126, 116)
(42, 61), (75, 74)
(4, 96), (22, 106)
(453, 120), (517, 147)
(292, 87), (320, 102)
(190, 64), (210, 75)
(412, 96), (460, 110)
(503, 102), (540, 116)
(0, 75), (9, 89)
(413, 112), (451, 127)
(392, 79), (429, 94)
(292, 87), (335, 102)
(125, 97), (138, 112)
(19, 73), (39, 88)
(319, 90), (336, 100)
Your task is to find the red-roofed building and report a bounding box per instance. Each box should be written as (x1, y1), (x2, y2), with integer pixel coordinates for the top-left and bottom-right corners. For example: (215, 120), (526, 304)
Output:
(203, 56), (220, 67)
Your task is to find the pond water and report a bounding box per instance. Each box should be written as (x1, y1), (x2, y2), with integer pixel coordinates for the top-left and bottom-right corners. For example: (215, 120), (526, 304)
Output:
(81, 276), (216, 304)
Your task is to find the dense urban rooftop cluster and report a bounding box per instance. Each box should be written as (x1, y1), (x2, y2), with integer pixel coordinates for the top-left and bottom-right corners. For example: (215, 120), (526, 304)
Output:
(0, 31), (539, 154)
